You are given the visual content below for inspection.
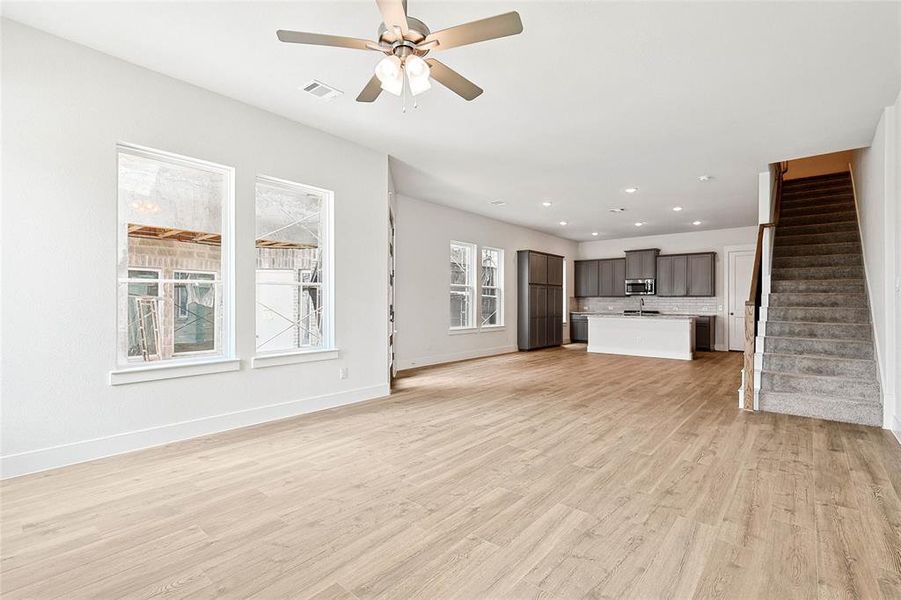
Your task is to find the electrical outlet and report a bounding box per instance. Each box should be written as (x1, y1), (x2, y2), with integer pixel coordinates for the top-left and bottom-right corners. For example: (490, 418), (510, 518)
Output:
(339, 367), (348, 380)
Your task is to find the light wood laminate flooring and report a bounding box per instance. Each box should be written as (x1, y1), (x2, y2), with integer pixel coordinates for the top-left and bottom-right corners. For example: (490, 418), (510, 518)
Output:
(3, 347), (901, 599)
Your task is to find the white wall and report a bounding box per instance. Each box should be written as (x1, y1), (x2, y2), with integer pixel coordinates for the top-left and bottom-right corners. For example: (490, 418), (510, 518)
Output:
(852, 89), (900, 433)
(578, 226), (759, 351)
(394, 194), (577, 369)
(1, 21), (390, 477)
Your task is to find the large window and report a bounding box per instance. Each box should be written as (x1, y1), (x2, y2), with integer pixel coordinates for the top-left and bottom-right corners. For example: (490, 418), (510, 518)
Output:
(480, 247), (504, 327)
(450, 241), (476, 329)
(255, 176), (332, 353)
(117, 144), (233, 365)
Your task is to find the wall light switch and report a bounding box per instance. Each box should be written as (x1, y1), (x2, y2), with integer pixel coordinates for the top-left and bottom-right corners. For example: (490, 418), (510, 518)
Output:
(339, 367), (348, 380)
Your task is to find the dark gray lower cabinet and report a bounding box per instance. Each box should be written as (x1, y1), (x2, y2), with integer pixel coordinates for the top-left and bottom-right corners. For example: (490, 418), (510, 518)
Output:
(518, 250), (564, 350)
(694, 316), (716, 351)
(571, 315), (588, 342)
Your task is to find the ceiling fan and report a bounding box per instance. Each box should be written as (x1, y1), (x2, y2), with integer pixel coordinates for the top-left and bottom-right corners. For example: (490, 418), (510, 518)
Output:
(276, 0), (523, 103)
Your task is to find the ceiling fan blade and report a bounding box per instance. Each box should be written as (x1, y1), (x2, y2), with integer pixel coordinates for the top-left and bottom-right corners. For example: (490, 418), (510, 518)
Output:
(376, 0), (409, 34)
(424, 59), (483, 101)
(356, 74), (383, 102)
(276, 30), (374, 51)
(424, 12), (523, 51)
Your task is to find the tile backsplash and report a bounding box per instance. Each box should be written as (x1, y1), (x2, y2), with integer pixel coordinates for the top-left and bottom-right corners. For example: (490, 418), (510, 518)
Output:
(572, 296), (720, 315)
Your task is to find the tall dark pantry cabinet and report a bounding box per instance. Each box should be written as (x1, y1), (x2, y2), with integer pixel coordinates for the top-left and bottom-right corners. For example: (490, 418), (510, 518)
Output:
(517, 250), (564, 350)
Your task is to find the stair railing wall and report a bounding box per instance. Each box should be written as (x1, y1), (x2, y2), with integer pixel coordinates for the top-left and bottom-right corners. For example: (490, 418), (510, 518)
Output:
(742, 162), (788, 410)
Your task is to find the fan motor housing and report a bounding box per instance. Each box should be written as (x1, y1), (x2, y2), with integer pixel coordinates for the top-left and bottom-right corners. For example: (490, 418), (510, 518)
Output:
(378, 16), (430, 48)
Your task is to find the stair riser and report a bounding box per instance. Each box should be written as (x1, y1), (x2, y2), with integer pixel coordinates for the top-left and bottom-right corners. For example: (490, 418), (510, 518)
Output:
(762, 355), (877, 379)
(773, 243), (861, 258)
(772, 254), (862, 269)
(775, 232), (860, 246)
(765, 322), (872, 342)
(758, 393), (881, 427)
(780, 202), (855, 216)
(763, 339), (874, 360)
(779, 212), (859, 227)
(781, 188), (853, 200)
(772, 266), (864, 280)
(767, 293), (867, 308)
(766, 306), (870, 323)
(775, 222), (858, 237)
(770, 279), (865, 294)
(760, 373), (880, 401)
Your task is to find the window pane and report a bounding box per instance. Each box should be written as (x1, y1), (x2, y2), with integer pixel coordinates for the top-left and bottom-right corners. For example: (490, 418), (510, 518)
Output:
(450, 244), (471, 286)
(450, 288), (471, 329)
(127, 270), (160, 358)
(173, 272), (216, 354)
(118, 147), (229, 364)
(255, 178), (329, 352)
(481, 249), (498, 287)
(481, 291), (499, 326)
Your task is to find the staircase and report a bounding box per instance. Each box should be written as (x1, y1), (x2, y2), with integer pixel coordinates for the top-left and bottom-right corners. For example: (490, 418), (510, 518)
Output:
(757, 172), (882, 426)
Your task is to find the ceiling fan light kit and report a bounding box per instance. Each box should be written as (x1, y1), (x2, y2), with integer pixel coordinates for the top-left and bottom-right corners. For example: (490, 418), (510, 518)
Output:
(276, 0), (523, 108)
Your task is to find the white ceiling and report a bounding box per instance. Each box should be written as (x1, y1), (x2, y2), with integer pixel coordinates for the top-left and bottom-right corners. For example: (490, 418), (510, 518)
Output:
(4, 1), (899, 241)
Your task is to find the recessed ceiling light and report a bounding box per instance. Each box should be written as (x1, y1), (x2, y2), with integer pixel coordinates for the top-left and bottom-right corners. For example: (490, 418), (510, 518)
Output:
(692, 220), (702, 225)
(489, 200), (506, 206)
(591, 232), (599, 236)
(542, 201), (552, 207)
(609, 208), (626, 213)
(559, 221), (568, 226)
(697, 175), (712, 182)
(624, 187), (639, 194)
(634, 222), (644, 227)
(672, 206), (683, 212)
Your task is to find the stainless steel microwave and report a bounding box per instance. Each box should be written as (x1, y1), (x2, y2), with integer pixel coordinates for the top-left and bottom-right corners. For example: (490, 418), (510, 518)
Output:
(625, 278), (655, 295)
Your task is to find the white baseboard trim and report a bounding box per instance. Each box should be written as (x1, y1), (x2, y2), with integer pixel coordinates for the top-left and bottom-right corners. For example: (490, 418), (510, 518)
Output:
(1, 383), (390, 480)
(397, 345), (517, 371)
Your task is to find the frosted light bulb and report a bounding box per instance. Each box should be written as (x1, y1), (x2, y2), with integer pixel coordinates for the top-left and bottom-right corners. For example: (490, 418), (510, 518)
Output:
(404, 55), (429, 79)
(375, 56), (401, 84)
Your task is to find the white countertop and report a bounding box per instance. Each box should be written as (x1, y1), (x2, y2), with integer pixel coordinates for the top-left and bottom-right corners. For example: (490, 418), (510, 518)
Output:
(586, 313), (695, 321)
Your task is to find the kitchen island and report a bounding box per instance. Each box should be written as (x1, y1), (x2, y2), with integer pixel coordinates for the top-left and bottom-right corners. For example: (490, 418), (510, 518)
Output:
(587, 314), (696, 360)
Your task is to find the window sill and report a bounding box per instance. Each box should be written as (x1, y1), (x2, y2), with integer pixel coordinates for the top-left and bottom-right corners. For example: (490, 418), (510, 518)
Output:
(109, 357), (240, 386)
(448, 327), (478, 336)
(479, 325), (506, 332)
(251, 348), (339, 369)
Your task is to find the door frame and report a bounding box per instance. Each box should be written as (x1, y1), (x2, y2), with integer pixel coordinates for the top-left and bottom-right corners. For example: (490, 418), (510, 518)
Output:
(723, 244), (756, 352)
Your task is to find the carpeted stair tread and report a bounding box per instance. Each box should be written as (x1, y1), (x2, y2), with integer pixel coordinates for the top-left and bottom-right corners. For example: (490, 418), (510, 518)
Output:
(760, 370), (881, 401)
(762, 353), (877, 379)
(780, 202), (856, 216)
(758, 391), (881, 426)
(763, 323), (872, 339)
(766, 306), (870, 323)
(767, 292), (868, 307)
(775, 222), (858, 236)
(779, 211), (860, 227)
(762, 336), (875, 359)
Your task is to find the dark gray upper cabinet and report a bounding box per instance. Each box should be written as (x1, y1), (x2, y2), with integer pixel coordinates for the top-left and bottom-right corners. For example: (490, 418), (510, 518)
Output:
(574, 258), (625, 297)
(687, 253), (715, 296)
(574, 260), (599, 297)
(529, 252), (547, 284)
(612, 258), (626, 296)
(625, 249), (659, 280)
(546, 255), (564, 286)
(656, 252), (715, 297)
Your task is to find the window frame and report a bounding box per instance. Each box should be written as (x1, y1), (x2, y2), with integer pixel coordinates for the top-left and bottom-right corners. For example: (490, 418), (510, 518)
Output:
(252, 174), (335, 361)
(449, 240), (477, 332)
(479, 246), (504, 329)
(114, 143), (235, 376)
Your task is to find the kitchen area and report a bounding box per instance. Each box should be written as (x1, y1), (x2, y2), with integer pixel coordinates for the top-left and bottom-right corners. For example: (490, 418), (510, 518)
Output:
(569, 248), (718, 360)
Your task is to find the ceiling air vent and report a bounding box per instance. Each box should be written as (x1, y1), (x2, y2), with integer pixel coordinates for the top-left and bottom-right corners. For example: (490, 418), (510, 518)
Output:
(302, 80), (343, 101)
